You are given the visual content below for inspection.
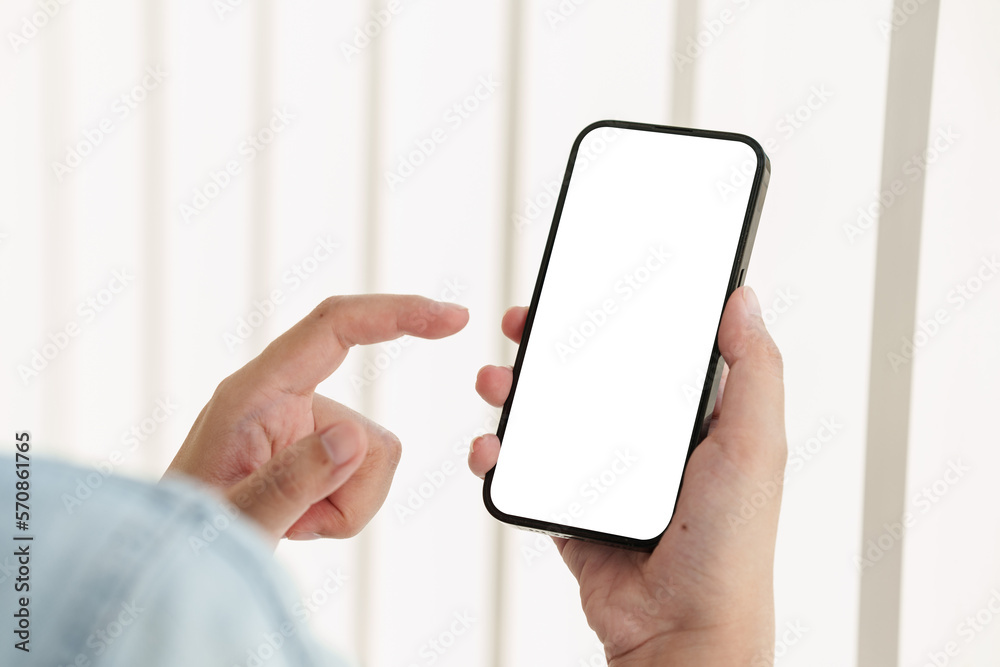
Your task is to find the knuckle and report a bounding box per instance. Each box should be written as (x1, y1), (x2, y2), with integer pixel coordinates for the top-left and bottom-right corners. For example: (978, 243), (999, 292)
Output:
(313, 296), (355, 350)
(749, 328), (784, 378)
(359, 415), (401, 469)
(763, 340), (784, 376)
(382, 430), (403, 469)
(213, 373), (237, 400)
(315, 295), (346, 319)
(207, 373), (245, 412)
(318, 294), (344, 311)
(404, 311), (430, 335)
(333, 507), (365, 538)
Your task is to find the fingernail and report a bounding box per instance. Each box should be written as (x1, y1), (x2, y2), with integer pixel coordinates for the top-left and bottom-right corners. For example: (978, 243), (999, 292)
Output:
(321, 424), (360, 465)
(287, 532), (322, 541)
(469, 436), (480, 455)
(446, 302), (469, 313)
(743, 286), (762, 318)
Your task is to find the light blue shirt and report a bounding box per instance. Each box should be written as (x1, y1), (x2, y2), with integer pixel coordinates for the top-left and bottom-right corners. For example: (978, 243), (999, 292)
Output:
(0, 456), (348, 666)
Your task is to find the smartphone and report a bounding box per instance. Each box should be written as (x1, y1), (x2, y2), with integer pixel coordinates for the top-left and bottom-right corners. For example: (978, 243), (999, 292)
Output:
(483, 120), (770, 550)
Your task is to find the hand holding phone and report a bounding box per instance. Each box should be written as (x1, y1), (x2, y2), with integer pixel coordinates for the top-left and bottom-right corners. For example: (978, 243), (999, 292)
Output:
(469, 288), (788, 665)
(484, 121), (770, 548)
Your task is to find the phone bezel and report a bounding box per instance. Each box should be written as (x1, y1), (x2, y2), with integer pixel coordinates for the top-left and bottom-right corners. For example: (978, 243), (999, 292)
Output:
(483, 119), (771, 550)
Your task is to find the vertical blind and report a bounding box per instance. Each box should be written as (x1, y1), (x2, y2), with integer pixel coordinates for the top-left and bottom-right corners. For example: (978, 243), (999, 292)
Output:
(1, 1), (998, 665)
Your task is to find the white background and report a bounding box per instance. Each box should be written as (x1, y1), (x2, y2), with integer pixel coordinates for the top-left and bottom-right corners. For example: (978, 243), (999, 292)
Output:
(0, 1), (998, 666)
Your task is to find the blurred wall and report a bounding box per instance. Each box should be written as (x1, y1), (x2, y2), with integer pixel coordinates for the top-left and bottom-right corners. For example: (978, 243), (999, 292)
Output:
(0, 1), (997, 666)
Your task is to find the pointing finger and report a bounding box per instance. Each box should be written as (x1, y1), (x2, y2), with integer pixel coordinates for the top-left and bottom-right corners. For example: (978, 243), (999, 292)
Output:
(253, 294), (469, 396)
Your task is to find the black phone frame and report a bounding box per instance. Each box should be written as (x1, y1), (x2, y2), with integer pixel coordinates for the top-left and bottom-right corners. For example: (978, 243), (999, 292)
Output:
(483, 119), (771, 551)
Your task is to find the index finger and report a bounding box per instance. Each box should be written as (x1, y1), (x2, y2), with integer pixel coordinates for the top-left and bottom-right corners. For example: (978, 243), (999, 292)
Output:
(255, 294), (469, 395)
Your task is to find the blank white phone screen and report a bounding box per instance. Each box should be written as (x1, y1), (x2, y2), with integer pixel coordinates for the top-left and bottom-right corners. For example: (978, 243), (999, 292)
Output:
(490, 125), (760, 541)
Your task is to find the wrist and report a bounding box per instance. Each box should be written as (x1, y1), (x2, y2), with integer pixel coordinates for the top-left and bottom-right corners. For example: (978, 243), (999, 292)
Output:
(608, 626), (773, 667)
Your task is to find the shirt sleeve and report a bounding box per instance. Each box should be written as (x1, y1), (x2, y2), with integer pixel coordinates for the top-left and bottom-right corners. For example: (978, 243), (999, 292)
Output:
(0, 457), (351, 667)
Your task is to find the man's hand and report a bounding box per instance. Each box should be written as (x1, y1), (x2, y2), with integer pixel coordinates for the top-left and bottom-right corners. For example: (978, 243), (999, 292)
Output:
(469, 287), (786, 666)
(167, 295), (469, 547)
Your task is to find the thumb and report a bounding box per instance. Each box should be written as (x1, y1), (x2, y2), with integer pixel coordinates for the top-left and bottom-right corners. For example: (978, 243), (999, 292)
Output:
(227, 421), (367, 544)
(712, 286), (787, 475)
